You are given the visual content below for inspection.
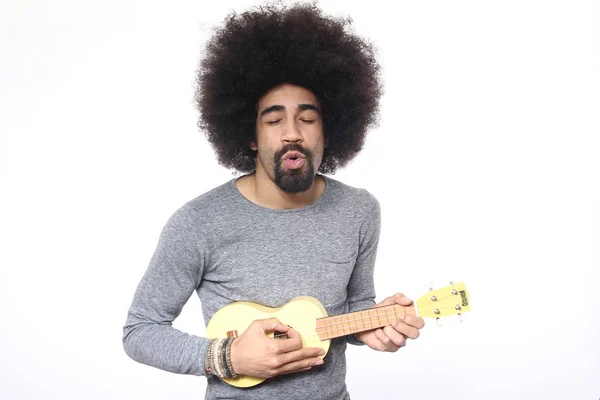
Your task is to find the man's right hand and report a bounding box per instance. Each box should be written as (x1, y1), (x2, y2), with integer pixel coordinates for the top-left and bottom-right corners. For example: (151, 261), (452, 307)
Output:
(229, 318), (325, 378)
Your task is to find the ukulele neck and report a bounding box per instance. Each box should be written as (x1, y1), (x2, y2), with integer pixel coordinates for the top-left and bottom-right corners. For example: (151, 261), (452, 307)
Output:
(315, 304), (417, 341)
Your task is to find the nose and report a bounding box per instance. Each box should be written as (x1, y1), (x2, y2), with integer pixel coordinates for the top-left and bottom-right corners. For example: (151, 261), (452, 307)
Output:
(281, 119), (303, 144)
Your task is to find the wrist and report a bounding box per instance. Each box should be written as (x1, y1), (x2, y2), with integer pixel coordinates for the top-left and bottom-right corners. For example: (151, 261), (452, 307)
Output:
(204, 338), (238, 379)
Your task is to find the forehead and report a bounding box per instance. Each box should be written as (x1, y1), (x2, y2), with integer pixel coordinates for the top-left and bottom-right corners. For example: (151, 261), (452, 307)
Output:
(257, 83), (320, 110)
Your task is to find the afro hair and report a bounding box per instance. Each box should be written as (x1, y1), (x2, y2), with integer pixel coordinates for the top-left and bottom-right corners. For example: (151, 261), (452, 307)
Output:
(195, 1), (383, 174)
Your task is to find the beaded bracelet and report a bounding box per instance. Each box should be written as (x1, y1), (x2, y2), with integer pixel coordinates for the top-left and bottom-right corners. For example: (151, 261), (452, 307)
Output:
(204, 338), (238, 379)
(203, 339), (214, 375)
(225, 338), (237, 378)
(214, 339), (225, 378)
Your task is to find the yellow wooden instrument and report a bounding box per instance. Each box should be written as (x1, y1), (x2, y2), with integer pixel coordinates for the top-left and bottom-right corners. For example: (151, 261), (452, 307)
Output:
(206, 282), (470, 387)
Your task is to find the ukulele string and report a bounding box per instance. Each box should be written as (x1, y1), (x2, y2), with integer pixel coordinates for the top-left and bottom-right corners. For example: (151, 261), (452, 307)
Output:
(269, 311), (400, 335)
(268, 309), (410, 338)
(416, 293), (464, 310)
(268, 302), (459, 339)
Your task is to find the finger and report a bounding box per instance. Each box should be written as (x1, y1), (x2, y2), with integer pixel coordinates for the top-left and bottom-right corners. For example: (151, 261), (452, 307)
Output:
(278, 346), (325, 364)
(383, 325), (407, 348)
(284, 327), (302, 340)
(403, 314), (425, 329)
(375, 328), (399, 352)
(257, 317), (290, 334)
(274, 336), (304, 353)
(277, 357), (324, 375)
(393, 293), (413, 306)
(276, 334), (319, 354)
(376, 293), (414, 307)
(392, 320), (420, 340)
(377, 293), (404, 307)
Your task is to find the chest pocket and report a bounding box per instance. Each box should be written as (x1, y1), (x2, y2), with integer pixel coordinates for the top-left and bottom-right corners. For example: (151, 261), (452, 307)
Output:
(310, 246), (358, 309)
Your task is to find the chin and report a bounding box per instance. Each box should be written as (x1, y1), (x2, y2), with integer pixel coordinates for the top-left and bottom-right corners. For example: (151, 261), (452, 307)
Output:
(274, 159), (316, 193)
(276, 171), (314, 193)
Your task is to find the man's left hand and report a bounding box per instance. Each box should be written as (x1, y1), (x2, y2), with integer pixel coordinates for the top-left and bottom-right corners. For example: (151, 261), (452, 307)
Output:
(354, 293), (425, 352)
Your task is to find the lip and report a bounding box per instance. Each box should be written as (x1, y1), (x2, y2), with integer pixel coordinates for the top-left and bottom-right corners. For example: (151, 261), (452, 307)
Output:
(282, 151), (305, 160)
(283, 157), (306, 170)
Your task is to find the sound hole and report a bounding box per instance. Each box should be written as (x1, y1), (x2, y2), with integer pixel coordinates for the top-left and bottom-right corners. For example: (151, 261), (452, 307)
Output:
(274, 325), (292, 340)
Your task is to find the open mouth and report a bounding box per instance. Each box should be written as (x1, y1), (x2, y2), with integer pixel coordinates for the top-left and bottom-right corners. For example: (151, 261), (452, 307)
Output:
(283, 158), (305, 169)
(282, 151), (306, 169)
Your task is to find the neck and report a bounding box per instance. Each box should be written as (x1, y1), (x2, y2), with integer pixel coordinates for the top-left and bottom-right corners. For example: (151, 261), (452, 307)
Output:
(242, 167), (324, 210)
(315, 304), (417, 340)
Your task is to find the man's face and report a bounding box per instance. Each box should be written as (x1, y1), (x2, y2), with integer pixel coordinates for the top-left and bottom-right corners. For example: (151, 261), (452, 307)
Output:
(251, 83), (325, 193)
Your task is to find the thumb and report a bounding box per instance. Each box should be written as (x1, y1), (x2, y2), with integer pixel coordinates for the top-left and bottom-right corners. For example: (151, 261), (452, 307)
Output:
(378, 293), (413, 307)
(256, 317), (289, 333)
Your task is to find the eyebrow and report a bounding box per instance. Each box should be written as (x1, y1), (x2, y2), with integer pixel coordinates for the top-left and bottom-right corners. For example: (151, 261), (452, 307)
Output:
(259, 104), (321, 117)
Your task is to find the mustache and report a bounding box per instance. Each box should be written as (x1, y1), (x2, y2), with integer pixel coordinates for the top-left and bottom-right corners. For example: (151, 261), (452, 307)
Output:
(274, 143), (311, 160)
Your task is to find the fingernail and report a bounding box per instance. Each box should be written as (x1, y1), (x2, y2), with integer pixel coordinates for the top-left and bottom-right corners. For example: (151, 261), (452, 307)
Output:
(315, 359), (324, 366)
(318, 349), (325, 355)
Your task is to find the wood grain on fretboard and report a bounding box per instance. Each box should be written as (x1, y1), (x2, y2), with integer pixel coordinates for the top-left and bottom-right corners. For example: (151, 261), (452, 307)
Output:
(315, 304), (416, 340)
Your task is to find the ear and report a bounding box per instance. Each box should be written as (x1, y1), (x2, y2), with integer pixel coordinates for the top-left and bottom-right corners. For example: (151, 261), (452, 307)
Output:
(249, 142), (258, 151)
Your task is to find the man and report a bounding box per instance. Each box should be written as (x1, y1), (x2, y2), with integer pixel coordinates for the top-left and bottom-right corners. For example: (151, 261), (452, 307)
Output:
(123, 3), (424, 399)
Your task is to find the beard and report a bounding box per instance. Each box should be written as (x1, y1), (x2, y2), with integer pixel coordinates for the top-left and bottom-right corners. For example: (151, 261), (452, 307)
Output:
(273, 143), (316, 194)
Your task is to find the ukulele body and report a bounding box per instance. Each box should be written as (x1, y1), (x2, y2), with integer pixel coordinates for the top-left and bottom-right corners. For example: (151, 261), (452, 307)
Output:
(205, 296), (331, 388)
(205, 282), (471, 388)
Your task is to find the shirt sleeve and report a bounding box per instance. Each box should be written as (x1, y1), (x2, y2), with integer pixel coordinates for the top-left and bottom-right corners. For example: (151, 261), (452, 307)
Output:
(346, 192), (381, 345)
(122, 203), (210, 376)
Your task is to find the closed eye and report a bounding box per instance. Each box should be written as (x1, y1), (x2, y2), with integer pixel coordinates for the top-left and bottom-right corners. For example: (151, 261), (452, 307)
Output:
(266, 119), (316, 125)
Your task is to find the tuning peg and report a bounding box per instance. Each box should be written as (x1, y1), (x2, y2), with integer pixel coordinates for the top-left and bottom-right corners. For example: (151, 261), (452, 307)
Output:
(458, 313), (463, 322)
(429, 280), (435, 292)
(436, 317), (442, 327)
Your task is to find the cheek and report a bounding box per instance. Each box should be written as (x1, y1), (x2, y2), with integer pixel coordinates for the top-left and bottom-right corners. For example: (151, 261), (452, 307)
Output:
(312, 138), (325, 161)
(256, 146), (277, 168)
(314, 148), (325, 166)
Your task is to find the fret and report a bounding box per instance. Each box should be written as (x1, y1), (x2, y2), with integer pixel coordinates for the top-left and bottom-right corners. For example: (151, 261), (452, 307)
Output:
(332, 316), (340, 337)
(333, 315), (340, 336)
(358, 310), (366, 331)
(316, 304), (412, 340)
(378, 308), (385, 326)
(386, 312), (394, 325)
(316, 318), (327, 341)
(370, 308), (377, 328)
(382, 307), (392, 325)
(345, 313), (352, 334)
(348, 312), (357, 333)
(326, 316), (334, 338)
(370, 308), (378, 328)
(355, 313), (362, 333)
(362, 309), (371, 330)
(316, 319), (322, 340)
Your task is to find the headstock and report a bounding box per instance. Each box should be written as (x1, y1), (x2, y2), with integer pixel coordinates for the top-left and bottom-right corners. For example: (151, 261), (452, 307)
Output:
(416, 282), (471, 321)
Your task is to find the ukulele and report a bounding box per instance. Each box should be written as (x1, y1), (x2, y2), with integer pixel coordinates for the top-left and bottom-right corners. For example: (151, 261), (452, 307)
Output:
(206, 282), (470, 387)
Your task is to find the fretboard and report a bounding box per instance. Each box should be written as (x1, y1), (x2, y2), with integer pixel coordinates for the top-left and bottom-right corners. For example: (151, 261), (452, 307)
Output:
(315, 304), (416, 341)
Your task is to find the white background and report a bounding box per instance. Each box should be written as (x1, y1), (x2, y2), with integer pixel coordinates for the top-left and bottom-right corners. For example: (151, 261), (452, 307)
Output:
(1, 0), (598, 399)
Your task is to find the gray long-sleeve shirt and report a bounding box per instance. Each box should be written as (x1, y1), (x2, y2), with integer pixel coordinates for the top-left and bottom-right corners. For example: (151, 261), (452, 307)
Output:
(123, 175), (381, 399)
